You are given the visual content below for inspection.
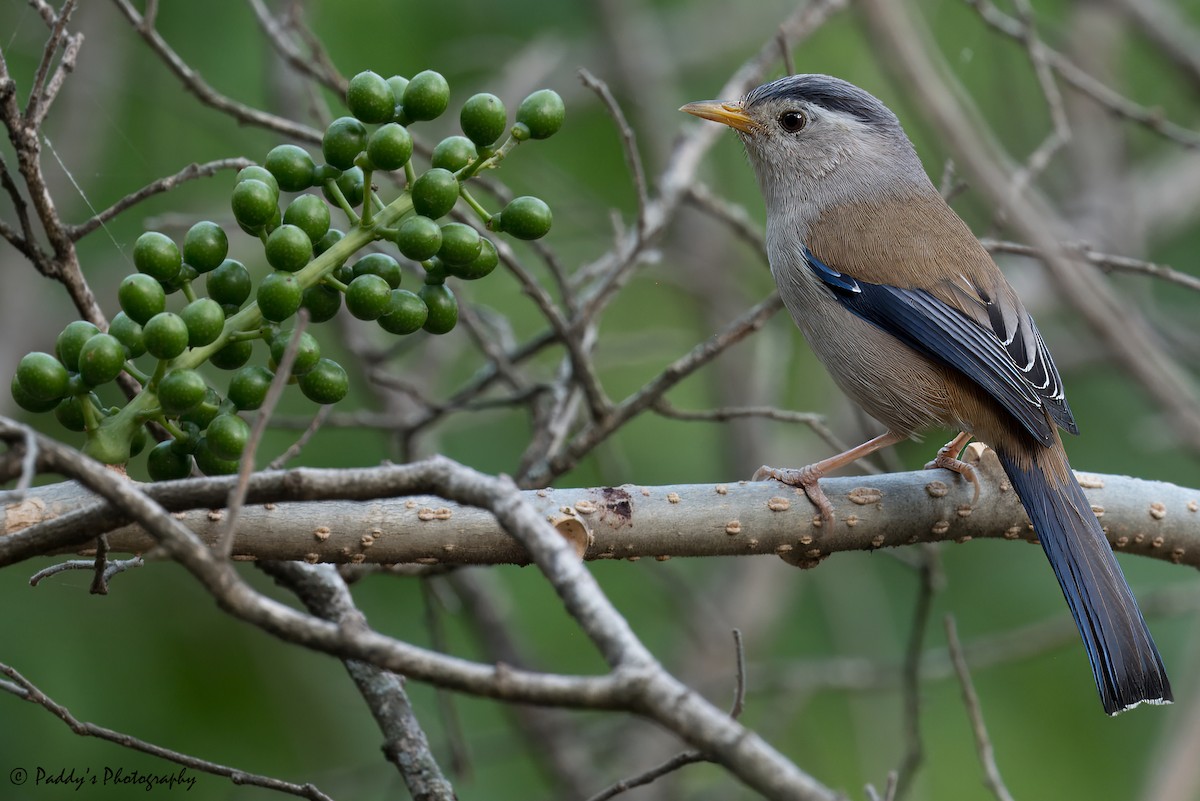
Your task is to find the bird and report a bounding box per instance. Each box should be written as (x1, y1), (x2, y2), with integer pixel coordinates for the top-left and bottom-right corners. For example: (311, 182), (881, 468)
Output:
(681, 74), (1171, 715)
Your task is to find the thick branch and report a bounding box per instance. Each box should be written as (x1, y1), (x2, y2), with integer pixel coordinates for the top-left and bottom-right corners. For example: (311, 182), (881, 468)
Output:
(5, 443), (1197, 571)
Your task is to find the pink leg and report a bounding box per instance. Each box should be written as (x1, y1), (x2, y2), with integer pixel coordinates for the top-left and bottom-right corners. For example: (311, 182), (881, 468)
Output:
(924, 431), (981, 506)
(754, 432), (906, 525)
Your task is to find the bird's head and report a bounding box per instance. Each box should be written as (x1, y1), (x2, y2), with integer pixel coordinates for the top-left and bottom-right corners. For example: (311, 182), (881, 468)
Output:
(681, 74), (930, 216)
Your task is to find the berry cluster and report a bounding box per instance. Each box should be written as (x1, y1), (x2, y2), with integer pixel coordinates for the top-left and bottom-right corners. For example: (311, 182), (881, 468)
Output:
(10, 70), (564, 479)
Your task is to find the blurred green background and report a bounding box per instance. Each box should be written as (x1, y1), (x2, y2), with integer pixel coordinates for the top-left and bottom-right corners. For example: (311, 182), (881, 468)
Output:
(1, 0), (1198, 799)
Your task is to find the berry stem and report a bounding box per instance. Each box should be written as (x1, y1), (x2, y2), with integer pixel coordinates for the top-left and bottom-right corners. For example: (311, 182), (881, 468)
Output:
(323, 275), (348, 293)
(323, 178), (361, 226)
(180, 281), (197, 304)
(90, 191), (419, 459)
(123, 362), (151, 384)
(361, 168), (375, 226)
(459, 187), (494, 225)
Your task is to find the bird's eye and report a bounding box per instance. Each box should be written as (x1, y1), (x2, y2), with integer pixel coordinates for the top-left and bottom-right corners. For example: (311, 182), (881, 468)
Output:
(778, 110), (807, 133)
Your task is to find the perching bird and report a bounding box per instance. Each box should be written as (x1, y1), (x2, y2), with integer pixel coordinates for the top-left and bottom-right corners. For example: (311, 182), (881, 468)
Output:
(681, 74), (1171, 715)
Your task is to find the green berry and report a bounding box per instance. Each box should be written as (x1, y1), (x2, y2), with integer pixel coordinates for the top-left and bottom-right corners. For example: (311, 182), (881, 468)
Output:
(386, 75), (409, 110)
(157, 368), (207, 415)
(143, 312), (190, 360)
(447, 236), (498, 280)
(298, 358), (349, 404)
(228, 366), (273, 411)
(118, 273), (166, 324)
(257, 271), (303, 322)
(438, 222), (481, 266)
(347, 70), (395, 124)
(431, 135), (477, 172)
(160, 263), (198, 297)
(352, 252), (402, 289)
(173, 422), (202, 453)
(396, 215), (443, 261)
(498, 196), (552, 240)
(209, 339), (253, 370)
(265, 224), (313, 273)
(402, 70), (449, 122)
(179, 387), (222, 429)
(345, 274), (392, 320)
(206, 259), (252, 308)
(11, 372), (60, 413)
(206, 413), (250, 461)
(193, 436), (240, 476)
(147, 440), (192, 481)
(54, 394), (91, 432)
(323, 166), (364, 208)
(314, 228), (345, 256)
(56, 320), (100, 372)
(77, 334), (126, 387)
(270, 330), (321, 375)
(302, 283), (342, 323)
(236, 165), (280, 197)
(411, 168), (459, 219)
(378, 289), (428, 335)
(460, 93), (507, 147)
(16, 352), (69, 402)
(265, 144), (316, 192)
(516, 89), (565, 139)
(108, 312), (145, 358)
(231, 178), (278, 230)
(283, 195), (331, 244)
(133, 231), (182, 283)
(183, 221), (229, 273)
(180, 298), (225, 347)
(322, 116), (369, 171)
(419, 283), (458, 334)
(367, 122), (413, 171)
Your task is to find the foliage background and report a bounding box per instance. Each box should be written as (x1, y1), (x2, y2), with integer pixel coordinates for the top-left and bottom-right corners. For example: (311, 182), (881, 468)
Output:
(0, 0), (1197, 799)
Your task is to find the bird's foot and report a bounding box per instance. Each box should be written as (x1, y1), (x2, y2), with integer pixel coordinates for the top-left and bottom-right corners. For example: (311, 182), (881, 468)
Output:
(753, 464), (834, 527)
(924, 435), (981, 507)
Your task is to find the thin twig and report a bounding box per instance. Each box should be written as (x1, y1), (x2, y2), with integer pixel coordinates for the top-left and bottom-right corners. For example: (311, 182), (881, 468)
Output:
(578, 69), (650, 235)
(965, 0), (1200, 149)
(0, 661), (334, 800)
(221, 311), (309, 557)
(945, 616), (1016, 801)
(981, 238), (1200, 294)
(28, 554), (143, 590)
(65, 157), (252, 240)
(893, 545), (939, 800)
(111, 0), (321, 143)
(267, 404), (331, 470)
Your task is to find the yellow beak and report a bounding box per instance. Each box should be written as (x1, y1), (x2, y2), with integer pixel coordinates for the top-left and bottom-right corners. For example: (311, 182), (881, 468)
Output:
(679, 100), (757, 134)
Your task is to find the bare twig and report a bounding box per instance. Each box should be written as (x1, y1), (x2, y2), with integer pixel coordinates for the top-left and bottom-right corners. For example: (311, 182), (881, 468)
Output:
(267, 404), (331, 470)
(981, 238), (1200, 294)
(221, 311), (309, 557)
(579, 69), (650, 235)
(0, 661), (335, 800)
(111, 0), (322, 143)
(261, 562), (455, 800)
(28, 553), (143, 590)
(965, 0), (1200, 149)
(65, 157), (252, 240)
(893, 546), (939, 800)
(944, 616), (1016, 801)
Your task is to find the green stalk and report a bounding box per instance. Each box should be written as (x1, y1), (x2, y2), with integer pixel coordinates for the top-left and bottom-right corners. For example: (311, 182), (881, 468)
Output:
(83, 191), (417, 463)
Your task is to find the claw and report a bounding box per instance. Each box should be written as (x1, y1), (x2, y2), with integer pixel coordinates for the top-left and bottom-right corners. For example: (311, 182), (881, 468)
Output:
(925, 433), (981, 507)
(754, 464), (835, 527)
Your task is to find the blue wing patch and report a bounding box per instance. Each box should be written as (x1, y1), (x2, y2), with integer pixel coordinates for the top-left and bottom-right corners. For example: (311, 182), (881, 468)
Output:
(802, 247), (1059, 446)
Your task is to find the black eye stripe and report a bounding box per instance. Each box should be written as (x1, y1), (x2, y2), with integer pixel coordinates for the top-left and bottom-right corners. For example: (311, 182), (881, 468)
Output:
(778, 110), (807, 133)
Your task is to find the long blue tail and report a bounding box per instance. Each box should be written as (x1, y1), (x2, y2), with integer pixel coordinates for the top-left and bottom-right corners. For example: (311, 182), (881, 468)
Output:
(996, 448), (1171, 714)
